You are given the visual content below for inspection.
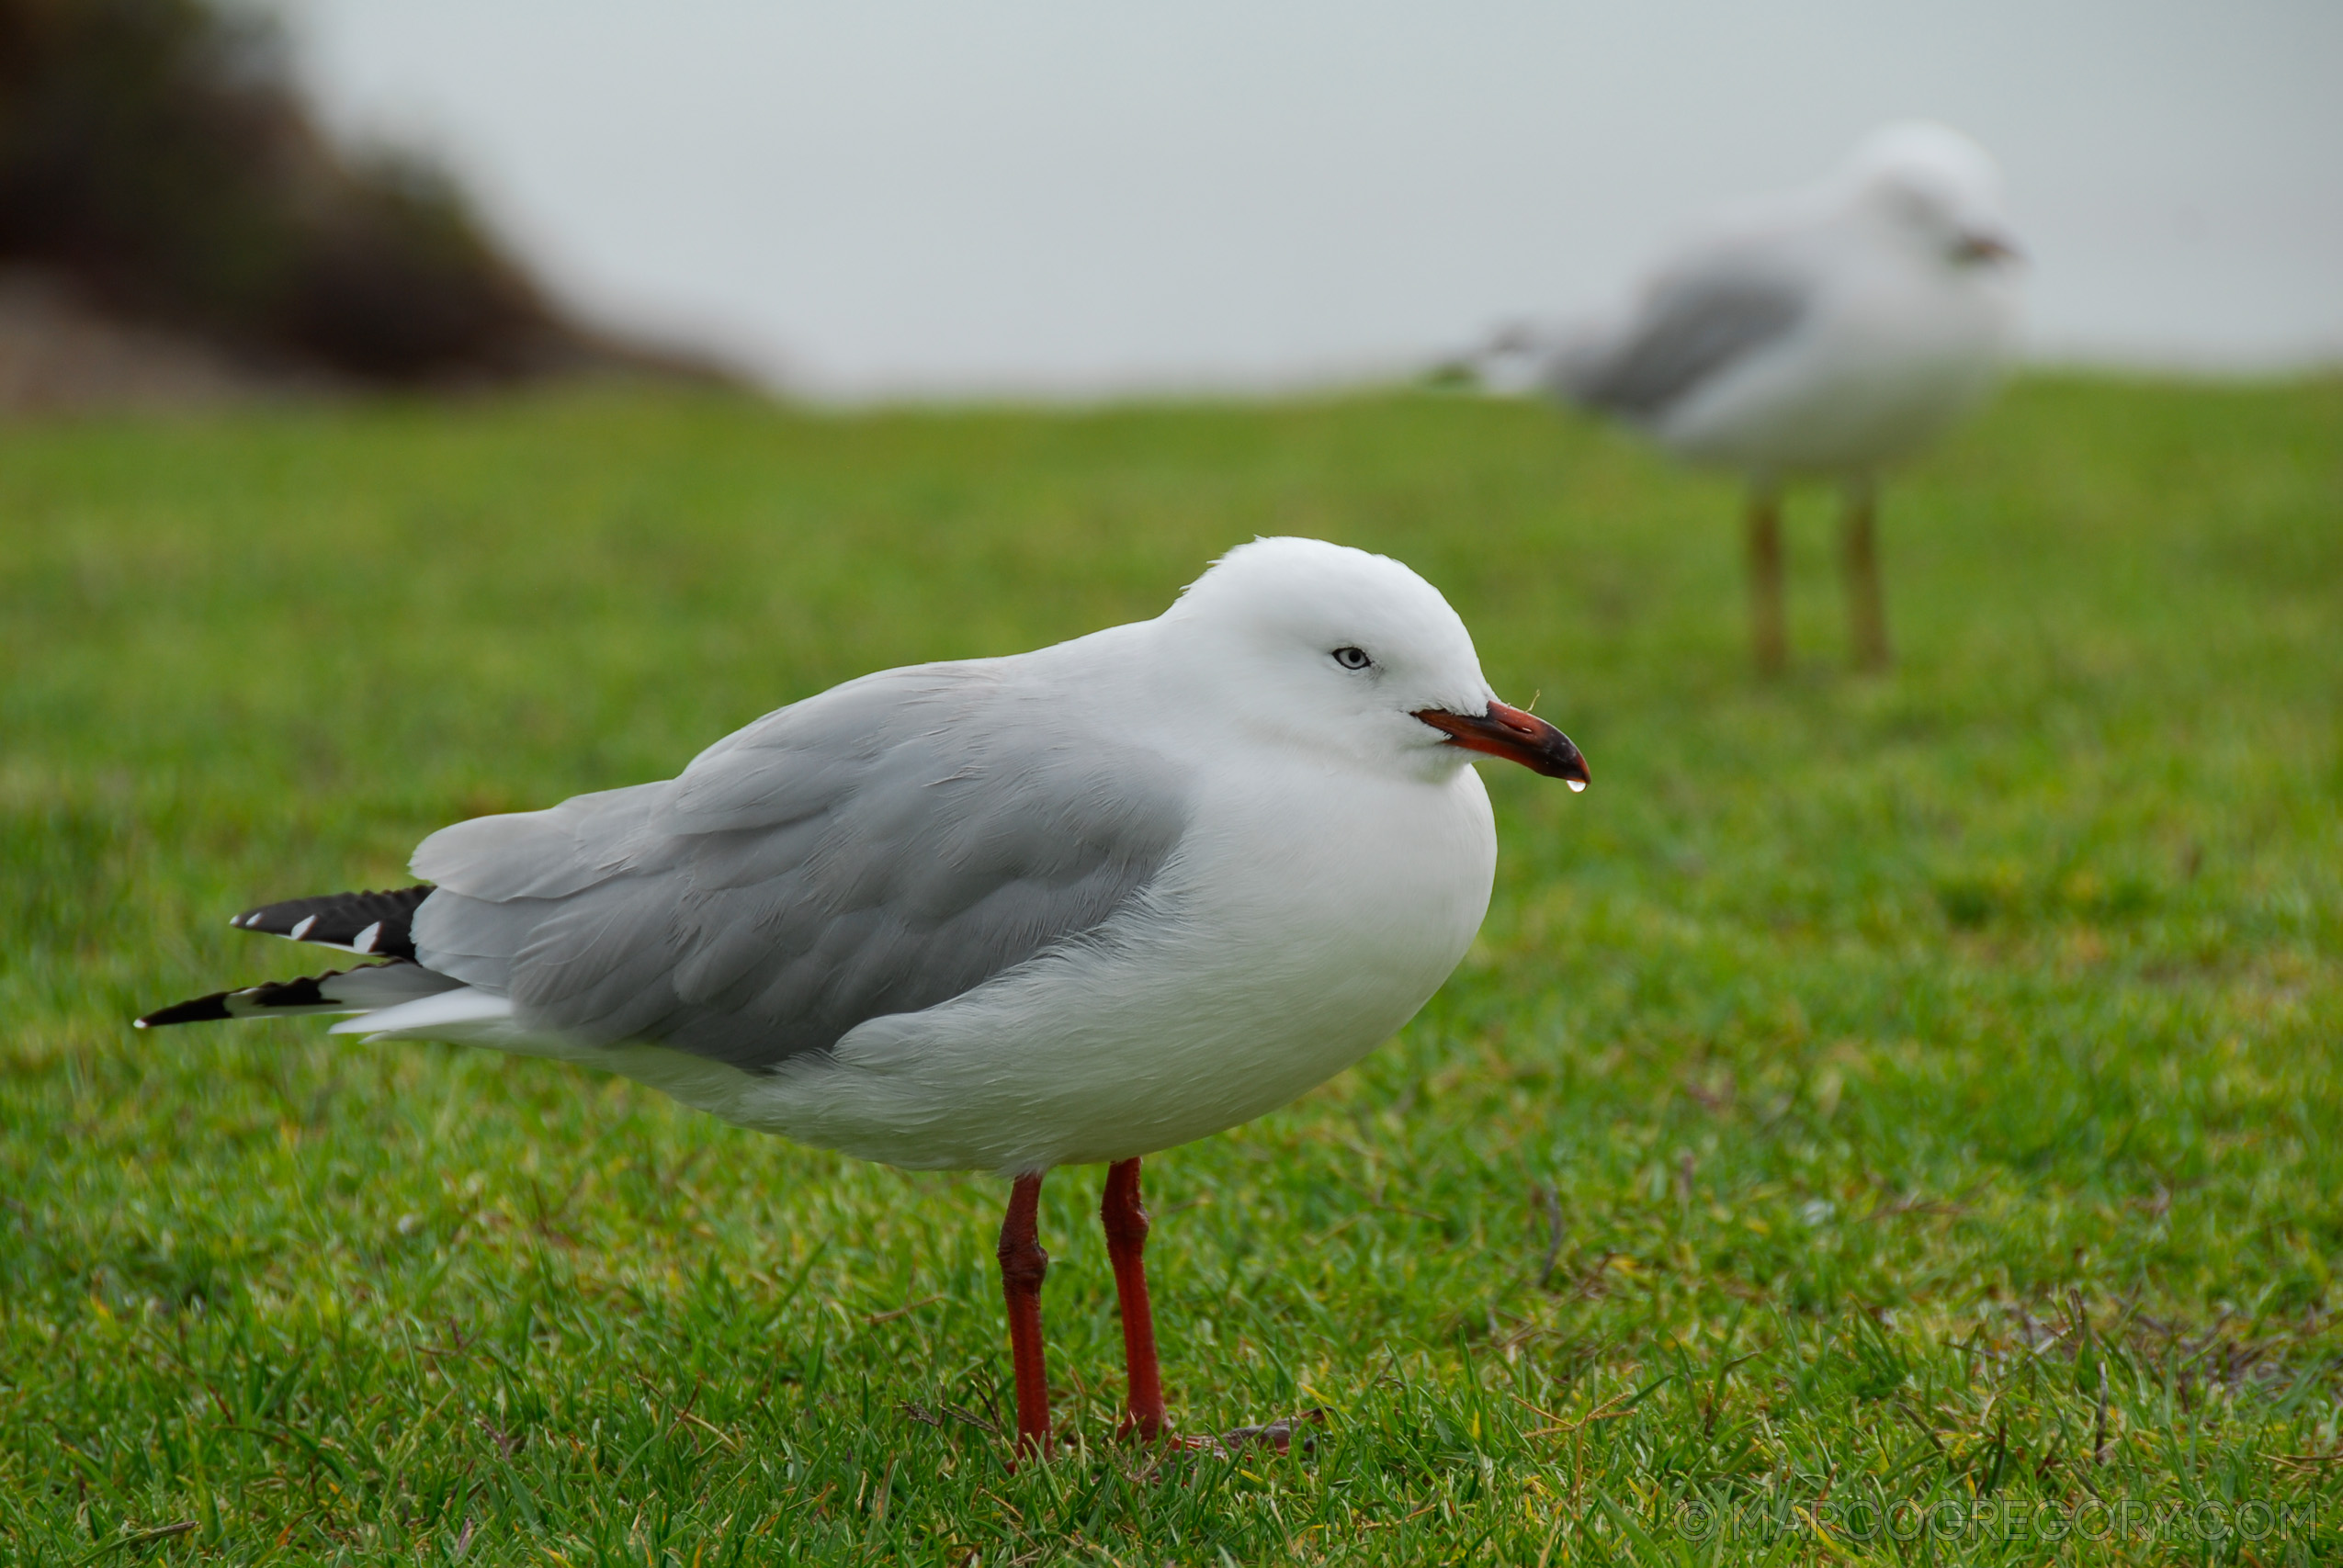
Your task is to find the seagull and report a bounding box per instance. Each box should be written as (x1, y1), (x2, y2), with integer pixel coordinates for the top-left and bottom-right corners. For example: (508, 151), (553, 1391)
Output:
(1520, 121), (2021, 672)
(137, 536), (1589, 1459)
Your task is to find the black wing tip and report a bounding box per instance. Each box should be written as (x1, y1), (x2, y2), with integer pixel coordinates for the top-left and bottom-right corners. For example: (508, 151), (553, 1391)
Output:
(136, 993), (236, 1028)
(134, 967), (377, 1030)
(230, 885), (432, 959)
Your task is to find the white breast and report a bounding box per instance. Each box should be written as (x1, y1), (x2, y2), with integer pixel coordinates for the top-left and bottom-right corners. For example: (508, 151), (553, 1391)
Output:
(718, 755), (1499, 1172)
(1659, 245), (2017, 477)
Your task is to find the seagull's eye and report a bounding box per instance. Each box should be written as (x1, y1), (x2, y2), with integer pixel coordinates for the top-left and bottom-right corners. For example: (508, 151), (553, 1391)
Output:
(1331, 646), (1373, 671)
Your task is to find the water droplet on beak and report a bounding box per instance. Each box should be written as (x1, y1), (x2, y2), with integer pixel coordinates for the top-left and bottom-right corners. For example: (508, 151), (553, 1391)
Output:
(1568, 779), (1587, 794)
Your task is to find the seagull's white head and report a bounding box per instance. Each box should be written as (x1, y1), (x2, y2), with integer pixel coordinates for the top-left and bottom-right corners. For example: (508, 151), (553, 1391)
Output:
(1160, 536), (1588, 788)
(1840, 120), (2020, 269)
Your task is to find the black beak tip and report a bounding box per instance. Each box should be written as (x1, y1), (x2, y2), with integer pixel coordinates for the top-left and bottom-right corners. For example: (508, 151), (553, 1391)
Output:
(1545, 738), (1590, 791)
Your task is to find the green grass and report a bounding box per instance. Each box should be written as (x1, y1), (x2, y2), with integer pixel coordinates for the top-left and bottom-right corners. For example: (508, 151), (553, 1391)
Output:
(3, 375), (2339, 1565)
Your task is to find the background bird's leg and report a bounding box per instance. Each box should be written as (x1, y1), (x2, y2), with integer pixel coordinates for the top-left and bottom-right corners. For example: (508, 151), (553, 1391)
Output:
(1841, 476), (1892, 671)
(1746, 485), (1787, 675)
(998, 1171), (1052, 1461)
(1101, 1157), (1168, 1441)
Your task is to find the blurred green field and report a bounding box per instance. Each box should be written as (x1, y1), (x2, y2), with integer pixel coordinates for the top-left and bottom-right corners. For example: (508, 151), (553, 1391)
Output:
(2, 376), (2339, 1565)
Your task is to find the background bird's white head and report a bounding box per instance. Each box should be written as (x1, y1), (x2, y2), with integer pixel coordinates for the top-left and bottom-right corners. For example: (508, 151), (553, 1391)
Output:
(1160, 537), (1500, 774)
(1838, 120), (2020, 267)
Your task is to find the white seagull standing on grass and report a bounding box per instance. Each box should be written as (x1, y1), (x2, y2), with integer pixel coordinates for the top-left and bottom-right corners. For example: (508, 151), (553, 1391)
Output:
(1518, 121), (2022, 672)
(139, 536), (1588, 1460)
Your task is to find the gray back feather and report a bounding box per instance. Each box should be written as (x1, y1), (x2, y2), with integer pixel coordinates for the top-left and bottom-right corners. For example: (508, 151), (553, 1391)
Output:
(411, 663), (1191, 1071)
(1554, 257), (1809, 420)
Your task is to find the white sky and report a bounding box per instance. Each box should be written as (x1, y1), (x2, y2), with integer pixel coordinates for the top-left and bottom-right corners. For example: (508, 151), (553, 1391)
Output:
(278, 1), (2342, 399)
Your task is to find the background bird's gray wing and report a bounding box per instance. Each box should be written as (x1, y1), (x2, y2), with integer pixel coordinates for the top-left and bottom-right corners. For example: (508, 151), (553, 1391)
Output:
(1551, 253), (1811, 420)
(408, 663), (1192, 1071)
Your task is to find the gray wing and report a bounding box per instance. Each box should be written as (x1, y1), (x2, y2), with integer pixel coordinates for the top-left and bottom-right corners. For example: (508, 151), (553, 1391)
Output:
(408, 662), (1191, 1071)
(1552, 251), (1811, 421)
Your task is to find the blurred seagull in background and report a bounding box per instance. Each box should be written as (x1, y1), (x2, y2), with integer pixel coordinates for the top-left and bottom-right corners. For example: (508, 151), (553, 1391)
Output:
(136, 537), (1588, 1461)
(1503, 121), (2022, 672)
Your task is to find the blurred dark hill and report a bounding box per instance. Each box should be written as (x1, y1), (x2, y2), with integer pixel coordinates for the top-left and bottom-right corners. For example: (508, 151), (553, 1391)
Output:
(0, 0), (736, 403)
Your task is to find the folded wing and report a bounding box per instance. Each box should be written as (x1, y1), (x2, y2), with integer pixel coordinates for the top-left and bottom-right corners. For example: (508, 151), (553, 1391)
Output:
(410, 662), (1192, 1072)
(1551, 246), (1811, 422)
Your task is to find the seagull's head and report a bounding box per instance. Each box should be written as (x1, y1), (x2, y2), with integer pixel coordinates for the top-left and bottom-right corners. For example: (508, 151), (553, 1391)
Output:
(1842, 120), (2022, 269)
(1162, 536), (1588, 789)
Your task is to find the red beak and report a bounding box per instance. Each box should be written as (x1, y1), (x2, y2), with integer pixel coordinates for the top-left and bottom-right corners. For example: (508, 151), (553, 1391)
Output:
(1413, 700), (1589, 789)
(1955, 231), (2021, 264)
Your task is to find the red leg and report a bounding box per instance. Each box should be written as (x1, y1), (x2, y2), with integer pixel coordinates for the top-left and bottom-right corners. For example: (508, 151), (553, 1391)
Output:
(1747, 486), (1787, 676)
(1842, 477), (1892, 671)
(997, 1171), (1051, 1461)
(1102, 1157), (1168, 1441)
